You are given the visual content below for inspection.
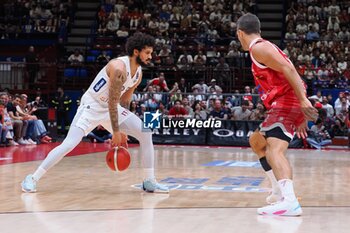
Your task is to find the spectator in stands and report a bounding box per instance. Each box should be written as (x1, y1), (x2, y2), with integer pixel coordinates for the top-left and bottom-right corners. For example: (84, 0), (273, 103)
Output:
(96, 51), (111, 65)
(52, 87), (72, 135)
(327, 17), (340, 31)
(304, 61), (317, 81)
(136, 104), (147, 120)
(335, 96), (349, 116)
(306, 26), (320, 41)
(106, 14), (119, 35)
(148, 18), (159, 31)
(231, 100), (251, 120)
(209, 99), (228, 120)
(321, 96), (335, 118)
(158, 45), (171, 58)
(170, 90), (183, 104)
(25, 46), (39, 88)
(17, 94), (51, 144)
(0, 100), (9, 147)
(334, 92), (349, 114)
(7, 95), (29, 145)
(129, 9), (142, 30)
(0, 93), (17, 146)
(177, 78), (187, 93)
(214, 57), (230, 87)
(129, 101), (138, 115)
(192, 79), (209, 94)
(296, 20), (308, 39)
(159, 18), (169, 34)
(337, 55), (347, 74)
(182, 97), (193, 116)
(249, 102), (266, 121)
(242, 86), (252, 102)
(194, 50), (207, 65)
(311, 49), (322, 69)
(168, 100), (187, 117)
(208, 79), (223, 93)
(297, 47), (310, 63)
(87, 125), (112, 143)
(285, 27), (297, 40)
(177, 48), (193, 64)
(307, 118), (332, 149)
(193, 102), (207, 120)
(98, 5), (107, 23)
(143, 73), (170, 92)
(68, 49), (84, 66)
(338, 26), (350, 40)
(317, 63), (329, 81)
(177, 56), (191, 71)
(116, 25), (129, 38)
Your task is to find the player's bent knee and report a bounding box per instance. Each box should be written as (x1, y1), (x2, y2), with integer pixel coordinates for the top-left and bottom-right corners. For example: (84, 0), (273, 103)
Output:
(249, 130), (266, 157)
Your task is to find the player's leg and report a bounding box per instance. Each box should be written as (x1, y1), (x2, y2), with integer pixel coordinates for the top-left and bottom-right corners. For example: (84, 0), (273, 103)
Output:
(257, 127), (302, 216)
(250, 130), (281, 204)
(102, 112), (169, 193)
(21, 104), (97, 192)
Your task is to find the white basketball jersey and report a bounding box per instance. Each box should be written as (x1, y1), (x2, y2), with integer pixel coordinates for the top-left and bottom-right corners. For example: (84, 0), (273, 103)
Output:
(85, 56), (142, 107)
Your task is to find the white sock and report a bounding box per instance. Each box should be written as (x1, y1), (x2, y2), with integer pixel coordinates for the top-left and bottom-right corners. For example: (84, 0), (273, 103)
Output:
(119, 115), (156, 181)
(32, 167), (47, 181)
(278, 179), (297, 202)
(266, 170), (280, 193)
(144, 168), (155, 180)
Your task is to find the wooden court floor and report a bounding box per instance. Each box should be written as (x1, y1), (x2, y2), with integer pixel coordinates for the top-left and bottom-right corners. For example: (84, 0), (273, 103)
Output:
(0, 145), (349, 233)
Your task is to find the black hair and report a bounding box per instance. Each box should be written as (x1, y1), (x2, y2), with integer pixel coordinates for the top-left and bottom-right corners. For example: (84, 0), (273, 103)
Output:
(174, 99), (182, 105)
(125, 32), (155, 56)
(242, 100), (250, 106)
(237, 13), (261, 35)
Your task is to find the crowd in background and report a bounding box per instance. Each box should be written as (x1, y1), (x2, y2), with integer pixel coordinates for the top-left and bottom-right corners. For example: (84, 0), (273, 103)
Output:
(0, 0), (349, 148)
(0, 0), (75, 40)
(283, 0), (349, 91)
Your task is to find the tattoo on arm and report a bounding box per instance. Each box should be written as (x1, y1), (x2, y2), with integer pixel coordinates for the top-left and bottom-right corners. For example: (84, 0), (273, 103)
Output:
(109, 69), (126, 133)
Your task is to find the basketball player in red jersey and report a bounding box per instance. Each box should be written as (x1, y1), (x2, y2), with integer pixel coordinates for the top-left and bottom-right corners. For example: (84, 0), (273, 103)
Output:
(236, 13), (318, 216)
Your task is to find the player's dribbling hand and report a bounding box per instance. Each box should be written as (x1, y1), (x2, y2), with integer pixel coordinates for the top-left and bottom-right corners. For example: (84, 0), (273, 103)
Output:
(300, 98), (319, 121)
(296, 120), (308, 139)
(111, 131), (128, 148)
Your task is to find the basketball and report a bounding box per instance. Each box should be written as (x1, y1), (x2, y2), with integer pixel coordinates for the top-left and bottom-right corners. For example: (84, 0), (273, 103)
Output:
(106, 147), (131, 172)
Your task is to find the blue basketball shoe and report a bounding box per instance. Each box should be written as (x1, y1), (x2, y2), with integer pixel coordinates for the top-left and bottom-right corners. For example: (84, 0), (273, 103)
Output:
(142, 179), (169, 193)
(21, 174), (37, 193)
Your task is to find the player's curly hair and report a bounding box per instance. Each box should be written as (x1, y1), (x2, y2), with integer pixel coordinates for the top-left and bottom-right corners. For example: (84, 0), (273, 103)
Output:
(125, 32), (155, 56)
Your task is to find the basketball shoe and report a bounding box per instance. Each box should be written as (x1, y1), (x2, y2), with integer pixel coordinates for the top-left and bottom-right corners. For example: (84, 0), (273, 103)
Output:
(257, 198), (302, 216)
(21, 174), (37, 193)
(142, 179), (169, 193)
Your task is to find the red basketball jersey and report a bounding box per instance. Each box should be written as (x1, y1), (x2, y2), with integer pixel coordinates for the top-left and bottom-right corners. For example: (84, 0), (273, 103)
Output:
(249, 38), (305, 109)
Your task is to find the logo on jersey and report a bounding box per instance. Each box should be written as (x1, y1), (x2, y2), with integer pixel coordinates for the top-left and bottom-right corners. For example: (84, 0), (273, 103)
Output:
(93, 78), (107, 92)
(143, 110), (162, 129)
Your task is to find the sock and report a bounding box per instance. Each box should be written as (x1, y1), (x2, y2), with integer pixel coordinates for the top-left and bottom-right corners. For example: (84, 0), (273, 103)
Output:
(278, 179), (297, 202)
(32, 167), (47, 181)
(119, 115), (155, 181)
(266, 170), (280, 193)
(144, 168), (155, 180)
(259, 157), (280, 193)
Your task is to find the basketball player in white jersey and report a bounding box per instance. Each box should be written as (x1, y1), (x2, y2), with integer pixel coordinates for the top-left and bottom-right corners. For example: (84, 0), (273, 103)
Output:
(21, 33), (169, 193)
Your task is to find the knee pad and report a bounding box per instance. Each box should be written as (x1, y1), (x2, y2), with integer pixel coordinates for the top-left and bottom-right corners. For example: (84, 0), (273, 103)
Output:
(249, 130), (266, 157)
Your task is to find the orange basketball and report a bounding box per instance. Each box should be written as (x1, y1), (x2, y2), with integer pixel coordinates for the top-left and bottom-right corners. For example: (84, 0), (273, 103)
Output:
(106, 146), (131, 172)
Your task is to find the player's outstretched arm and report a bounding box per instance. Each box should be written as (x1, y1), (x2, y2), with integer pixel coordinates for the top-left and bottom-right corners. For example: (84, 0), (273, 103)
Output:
(107, 61), (127, 147)
(251, 42), (318, 122)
